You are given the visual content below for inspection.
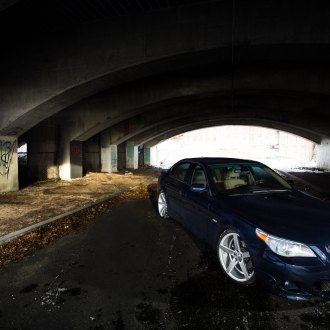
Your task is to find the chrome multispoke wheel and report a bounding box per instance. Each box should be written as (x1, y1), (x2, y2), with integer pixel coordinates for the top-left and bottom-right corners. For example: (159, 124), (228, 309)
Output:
(158, 190), (169, 218)
(218, 231), (254, 283)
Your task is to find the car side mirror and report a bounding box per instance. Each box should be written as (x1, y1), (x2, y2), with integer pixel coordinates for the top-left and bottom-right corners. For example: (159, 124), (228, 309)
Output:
(190, 184), (207, 193)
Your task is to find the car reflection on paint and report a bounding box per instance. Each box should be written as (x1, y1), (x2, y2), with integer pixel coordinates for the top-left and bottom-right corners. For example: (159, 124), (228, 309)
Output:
(157, 157), (330, 300)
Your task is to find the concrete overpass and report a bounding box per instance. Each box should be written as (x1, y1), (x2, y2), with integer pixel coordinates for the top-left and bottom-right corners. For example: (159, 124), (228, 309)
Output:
(1, 0), (330, 191)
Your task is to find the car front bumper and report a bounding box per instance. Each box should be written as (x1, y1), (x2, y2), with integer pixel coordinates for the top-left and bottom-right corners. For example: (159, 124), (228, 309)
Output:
(254, 250), (330, 300)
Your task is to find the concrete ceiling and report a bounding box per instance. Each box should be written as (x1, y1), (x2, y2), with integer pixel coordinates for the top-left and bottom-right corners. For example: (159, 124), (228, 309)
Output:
(0, 0), (217, 32)
(1, 0), (330, 146)
(0, 0), (20, 11)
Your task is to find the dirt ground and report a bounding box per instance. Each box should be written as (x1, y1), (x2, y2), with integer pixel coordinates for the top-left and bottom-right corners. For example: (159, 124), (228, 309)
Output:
(0, 169), (161, 238)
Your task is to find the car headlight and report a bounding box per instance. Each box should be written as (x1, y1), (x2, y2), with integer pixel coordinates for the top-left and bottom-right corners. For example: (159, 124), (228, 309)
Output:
(256, 228), (316, 257)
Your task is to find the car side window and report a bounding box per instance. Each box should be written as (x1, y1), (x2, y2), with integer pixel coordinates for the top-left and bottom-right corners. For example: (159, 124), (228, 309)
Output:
(170, 163), (191, 183)
(191, 166), (207, 188)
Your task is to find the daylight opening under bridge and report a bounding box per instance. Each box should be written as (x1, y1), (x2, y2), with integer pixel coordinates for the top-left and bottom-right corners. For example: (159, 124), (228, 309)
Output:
(150, 126), (316, 170)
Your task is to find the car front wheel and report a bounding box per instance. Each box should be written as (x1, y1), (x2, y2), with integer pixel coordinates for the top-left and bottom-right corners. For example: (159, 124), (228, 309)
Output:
(158, 189), (169, 219)
(217, 229), (255, 285)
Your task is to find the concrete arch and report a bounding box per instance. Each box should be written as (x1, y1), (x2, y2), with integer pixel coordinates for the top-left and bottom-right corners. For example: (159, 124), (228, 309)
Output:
(54, 69), (330, 145)
(89, 87), (326, 146)
(147, 121), (318, 147)
(108, 105), (321, 147)
(21, 83), (327, 181)
(3, 0), (330, 190)
(2, 0), (330, 136)
(131, 116), (320, 147)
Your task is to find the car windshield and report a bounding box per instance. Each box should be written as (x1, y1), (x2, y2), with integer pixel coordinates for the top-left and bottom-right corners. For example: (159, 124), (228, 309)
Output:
(208, 163), (292, 195)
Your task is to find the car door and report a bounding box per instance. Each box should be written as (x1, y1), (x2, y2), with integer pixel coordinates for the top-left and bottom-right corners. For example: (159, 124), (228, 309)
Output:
(165, 162), (193, 222)
(206, 201), (227, 248)
(182, 165), (212, 241)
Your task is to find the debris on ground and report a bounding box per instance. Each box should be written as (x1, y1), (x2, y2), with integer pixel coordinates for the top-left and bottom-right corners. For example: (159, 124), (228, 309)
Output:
(0, 170), (160, 237)
(0, 169), (159, 268)
(0, 184), (157, 268)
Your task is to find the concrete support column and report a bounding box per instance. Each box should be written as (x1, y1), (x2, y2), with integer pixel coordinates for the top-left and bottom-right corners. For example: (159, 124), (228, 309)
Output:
(0, 136), (18, 192)
(70, 140), (83, 179)
(83, 135), (101, 174)
(144, 147), (151, 166)
(126, 142), (138, 169)
(110, 145), (118, 172)
(101, 144), (118, 173)
(317, 138), (330, 170)
(101, 145), (110, 172)
(117, 143), (126, 170)
(101, 130), (118, 173)
(23, 124), (59, 182)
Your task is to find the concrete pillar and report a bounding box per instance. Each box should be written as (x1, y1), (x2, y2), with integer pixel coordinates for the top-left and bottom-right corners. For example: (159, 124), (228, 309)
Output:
(144, 147), (151, 166)
(110, 145), (118, 172)
(70, 140), (83, 179)
(83, 135), (100, 174)
(101, 130), (118, 173)
(0, 136), (18, 192)
(117, 143), (126, 170)
(126, 142), (138, 169)
(23, 124), (59, 182)
(101, 145), (110, 172)
(317, 138), (330, 170)
(101, 144), (118, 173)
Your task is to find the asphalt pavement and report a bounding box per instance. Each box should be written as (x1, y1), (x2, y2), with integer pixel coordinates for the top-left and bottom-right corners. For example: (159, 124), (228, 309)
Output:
(1, 197), (330, 329)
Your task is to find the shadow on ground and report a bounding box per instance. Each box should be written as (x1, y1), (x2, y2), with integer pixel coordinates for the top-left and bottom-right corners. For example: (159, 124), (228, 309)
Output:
(169, 247), (330, 329)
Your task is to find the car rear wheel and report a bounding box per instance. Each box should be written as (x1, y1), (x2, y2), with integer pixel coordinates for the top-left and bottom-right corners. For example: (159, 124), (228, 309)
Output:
(158, 190), (169, 218)
(217, 229), (255, 285)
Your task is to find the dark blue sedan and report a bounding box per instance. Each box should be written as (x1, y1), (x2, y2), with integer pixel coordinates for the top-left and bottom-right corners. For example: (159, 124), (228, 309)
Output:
(157, 157), (330, 300)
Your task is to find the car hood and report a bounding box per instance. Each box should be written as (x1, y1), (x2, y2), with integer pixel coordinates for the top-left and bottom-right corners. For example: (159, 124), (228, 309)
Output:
(217, 190), (330, 244)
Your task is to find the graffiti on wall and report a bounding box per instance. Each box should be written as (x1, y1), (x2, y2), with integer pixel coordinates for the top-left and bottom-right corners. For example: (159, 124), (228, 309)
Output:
(0, 140), (16, 179)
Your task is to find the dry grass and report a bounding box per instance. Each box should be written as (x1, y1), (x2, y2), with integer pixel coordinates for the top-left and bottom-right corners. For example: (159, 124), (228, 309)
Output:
(0, 170), (159, 237)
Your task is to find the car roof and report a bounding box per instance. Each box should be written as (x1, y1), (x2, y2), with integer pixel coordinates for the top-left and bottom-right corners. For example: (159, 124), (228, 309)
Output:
(176, 157), (262, 166)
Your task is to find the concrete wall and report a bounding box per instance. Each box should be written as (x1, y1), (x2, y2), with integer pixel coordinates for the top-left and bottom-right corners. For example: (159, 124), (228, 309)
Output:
(150, 126), (316, 169)
(0, 136), (18, 191)
(317, 138), (330, 170)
